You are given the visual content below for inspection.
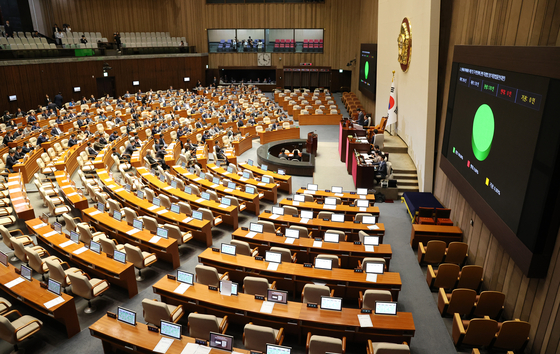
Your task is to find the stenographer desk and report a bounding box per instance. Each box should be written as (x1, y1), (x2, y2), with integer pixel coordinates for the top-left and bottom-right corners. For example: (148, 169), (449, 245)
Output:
(295, 188), (376, 203)
(233, 136), (253, 156)
(153, 280), (414, 344)
(339, 121), (367, 163)
(26, 218), (138, 298)
(231, 228), (392, 269)
(198, 248), (402, 300)
(279, 199), (379, 221)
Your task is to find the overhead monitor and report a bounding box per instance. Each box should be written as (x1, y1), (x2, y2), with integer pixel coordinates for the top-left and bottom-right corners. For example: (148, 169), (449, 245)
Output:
(358, 43), (378, 99)
(375, 301), (398, 315)
(73, 87), (81, 92)
(47, 278), (62, 296)
(267, 289), (288, 304)
(265, 251), (282, 264)
(221, 243), (236, 256)
(177, 270), (194, 285)
(209, 332), (234, 352)
(117, 307), (136, 326)
(320, 296), (343, 311)
(8, 95), (17, 102)
(132, 81), (140, 86)
(160, 320), (182, 339)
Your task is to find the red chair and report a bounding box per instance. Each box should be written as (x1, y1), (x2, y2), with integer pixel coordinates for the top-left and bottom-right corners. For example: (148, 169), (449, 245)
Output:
(274, 43), (280, 52)
(436, 208), (453, 226)
(417, 207), (436, 225)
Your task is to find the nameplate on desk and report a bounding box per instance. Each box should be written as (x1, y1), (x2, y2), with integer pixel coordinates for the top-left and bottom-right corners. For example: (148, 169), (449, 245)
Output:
(104, 178), (112, 182)
(7, 181), (18, 186)
(304, 263), (313, 268)
(195, 339), (208, 346)
(255, 256), (263, 261)
(254, 295), (265, 300)
(211, 247), (220, 252)
(307, 302), (318, 308)
(354, 241), (362, 245)
(147, 325), (159, 333)
(39, 282), (48, 289)
(89, 210), (102, 216)
(361, 309), (372, 314)
(106, 311), (117, 319)
(354, 268), (364, 273)
(208, 285), (218, 291)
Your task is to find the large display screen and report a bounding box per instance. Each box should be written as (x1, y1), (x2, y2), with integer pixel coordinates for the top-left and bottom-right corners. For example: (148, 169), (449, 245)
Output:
(359, 43), (377, 99)
(443, 63), (549, 235)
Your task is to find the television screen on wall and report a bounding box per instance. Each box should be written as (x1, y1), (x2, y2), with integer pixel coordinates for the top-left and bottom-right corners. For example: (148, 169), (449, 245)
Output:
(358, 43), (377, 99)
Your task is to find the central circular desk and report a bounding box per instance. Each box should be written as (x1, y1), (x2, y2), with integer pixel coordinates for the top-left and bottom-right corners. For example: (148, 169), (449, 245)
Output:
(256, 139), (315, 176)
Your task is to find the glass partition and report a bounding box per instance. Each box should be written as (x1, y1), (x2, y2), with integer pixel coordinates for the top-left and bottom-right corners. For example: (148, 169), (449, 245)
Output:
(208, 28), (323, 53)
(208, 29), (236, 53)
(295, 29), (323, 53)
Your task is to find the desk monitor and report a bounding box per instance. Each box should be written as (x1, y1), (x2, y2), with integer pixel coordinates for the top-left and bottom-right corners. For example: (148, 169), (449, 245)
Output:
(262, 176), (272, 184)
(300, 210), (313, 219)
(21, 265), (32, 281)
(53, 222), (62, 234)
(363, 235), (380, 246)
(267, 344), (291, 354)
(0, 251), (7, 267)
(365, 262), (385, 274)
(113, 250), (126, 264)
(156, 227), (168, 239)
(212, 177), (221, 185)
(216, 160), (222, 168)
(331, 214), (345, 223)
(227, 182), (236, 190)
(133, 219), (143, 230)
(117, 307), (136, 326)
(272, 207), (284, 215)
(219, 281), (238, 295)
(160, 320), (182, 339)
(47, 278), (62, 296)
(70, 231), (80, 244)
(184, 186), (192, 195)
(324, 232), (340, 243)
(90, 240), (101, 254)
(170, 180), (178, 189)
(192, 210), (203, 220)
(293, 194), (305, 202)
(246, 186), (255, 195)
(243, 171), (251, 179)
(188, 167), (195, 174)
(248, 159), (254, 166)
(182, 162), (187, 168)
(152, 197), (161, 207)
(265, 251), (282, 264)
(220, 197), (231, 206)
(285, 228), (299, 239)
(331, 186), (343, 194)
(209, 332), (234, 352)
(124, 184), (132, 192)
(320, 296), (342, 311)
(177, 270), (194, 285)
(314, 258), (333, 270)
(267, 289), (288, 304)
(249, 222), (263, 234)
(113, 210), (122, 221)
(261, 164), (268, 171)
(375, 301), (398, 315)
(170, 204), (181, 214)
(137, 190), (144, 199)
(40, 212), (49, 224)
(221, 243), (236, 256)
(159, 174), (165, 183)
(201, 192), (210, 200)
(97, 202), (105, 212)
(357, 188), (368, 196)
(307, 184), (318, 191)
(356, 199), (369, 208)
(324, 197), (337, 206)
(227, 166), (233, 173)
(278, 169), (286, 175)
(362, 216), (377, 224)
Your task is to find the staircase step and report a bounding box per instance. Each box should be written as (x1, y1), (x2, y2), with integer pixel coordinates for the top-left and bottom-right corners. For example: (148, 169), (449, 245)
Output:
(398, 185), (420, 192)
(393, 173), (417, 180)
(396, 179), (418, 186)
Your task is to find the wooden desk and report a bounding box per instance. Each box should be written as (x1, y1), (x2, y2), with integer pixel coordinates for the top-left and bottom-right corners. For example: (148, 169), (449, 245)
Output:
(231, 228), (392, 269)
(7, 173), (34, 220)
(239, 162), (292, 193)
(353, 153), (377, 190)
(153, 280), (415, 344)
(410, 224), (463, 249)
(53, 137), (91, 175)
(279, 199), (379, 221)
(172, 165), (260, 215)
(339, 121), (367, 163)
(296, 113), (343, 125)
(233, 136), (253, 156)
(96, 170), (213, 247)
(346, 138), (371, 174)
(240, 124), (257, 137)
(89, 315), (250, 354)
(258, 212), (385, 243)
(295, 188), (376, 203)
(137, 167), (239, 229)
(208, 163), (278, 203)
(55, 171), (88, 210)
(82, 207), (183, 269)
(13, 147), (42, 184)
(0, 262), (80, 338)
(198, 248), (401, 300)
(26, 218), (138, 298)
(258, 127), (300, 145)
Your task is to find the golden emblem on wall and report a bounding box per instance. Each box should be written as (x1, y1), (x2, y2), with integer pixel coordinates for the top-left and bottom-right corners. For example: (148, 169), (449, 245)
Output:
(397, 17), (412, 72)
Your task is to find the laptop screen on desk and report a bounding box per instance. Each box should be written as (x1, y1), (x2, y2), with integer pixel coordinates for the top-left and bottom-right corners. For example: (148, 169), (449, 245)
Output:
(201, 192), (210, 201)
(193, 211), (203, 220)
(221, 243), (236, 256)
(227, 166), (233, 173)
(70, 231), (80, 244)
(293, 194), (305, 202)
(113, 210), (122, 221)
(375, 301), (398, 315)
(267, 289), (288, 304)
(21, 265), (32, 281)
(314, 258), (333, 270)
(325, 197), (337, 205)
(124, 184), (131, 192)
(160, 320), (182, 339)
(285, 228), (299, 239)
(248, 159), (254, 166)
(137, 190), (144, 199)
(113, 250), (126, 263)
(265, 251), (282, 264)
(156, 227), (168, 239)
(261, 164), (268, 171)
(243, 171), (251, 179)
(228, 182), (236, 190)
(278, 169), (286, 175)
(300, 210), (313, 219)
(90, 240), (101, 254)
(267, 344), (291, 354)
(117, 307), (136, 326)
(221, 197), (231, 206)
(365, 262), (385, 274)
(184, 186), (192, 195)
(53, 222), (62, 234)
(331, 186), (343, 193)
(212, 177), (220, 185)
(170, 204), (180, 214)
(249, 222), (263, 233)
(177, 270), (194, 285)
(320, 296), (342, 311)
(170, 180), (177, 189)
(363, 235), (379, 246)
(362, 216), (377, 224)
(48, 278), (62, 296)
(262, 176), (272, 184)
(331, 214), (345, 223)
(357, 188), (368, 196)
(246, 186), (255, 194)
(307, 184), (318, 191)
(133, 219), (143, 230)
(209, 332), (234, 352)
(97, 202), (105, 212)
(220, 281), (238, 295)
(152, 197), (160, 207)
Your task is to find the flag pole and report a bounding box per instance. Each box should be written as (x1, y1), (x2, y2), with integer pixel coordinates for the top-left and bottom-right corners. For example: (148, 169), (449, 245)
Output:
(388, 71), (395, 136)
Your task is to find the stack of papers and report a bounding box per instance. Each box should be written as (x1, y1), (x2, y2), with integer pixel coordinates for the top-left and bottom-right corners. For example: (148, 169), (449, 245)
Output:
(260, 301), (275, 314)
(174, 283), (190, 294)
(300, 218), (310, 224)
(357, 314), (373, 327)
(267, 262), (279, 271)
(246, 231), (257, 238)
(181, 343), (211, 354)
(153, 337), (174, 353)
(4, 277), (25, 288)
(368, 225), (380, 230)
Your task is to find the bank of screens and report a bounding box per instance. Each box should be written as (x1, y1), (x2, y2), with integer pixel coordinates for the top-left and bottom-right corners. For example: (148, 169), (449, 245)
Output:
(267, 289), (288, 304)
(221, 243), (236, 256)
(209, 332), (234, 352)
(320, 296), (342, 311)
(117, 307), (136, 326)
(160, 320), (182, 339)
(375, 301), (397, 315)
(177, 270), (194, 285)
(265, 251), (282, 264)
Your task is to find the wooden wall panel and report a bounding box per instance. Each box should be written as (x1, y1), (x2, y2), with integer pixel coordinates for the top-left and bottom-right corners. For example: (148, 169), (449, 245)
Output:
(435, 1), (560, 353)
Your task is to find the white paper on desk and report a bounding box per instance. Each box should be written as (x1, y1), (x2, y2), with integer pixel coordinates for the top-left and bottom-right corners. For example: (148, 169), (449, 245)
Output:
(194, 345), (211, 354)
(359, 207), (367, 212)
(11, 196), (24, 201)
(260, 301), (275, 314)
(246, 231), (256, 238)
(126, 228), (140, 235)
(195, 198), (205, 203)
(108, 185), (116, 189)
(149, 236), (161, 244)
(365, 245), (375, 252)
(257, 182), (266, 186)
(292, 201), (300, 206)
(300, 218), (310, 224)
(181, 343), (199, 354)
(114, 188), (125, 192)
(59, 240), (74, 248)
(303, 190), (315, 195)
(224, 188), (233, 193)
(43, 231), (58, 237)
(62, 179), (68, 183)
(264, 259), (280, 270)
(7, 181), (18, 186)
(211, 166), (217, 170)
(360, 195), (366, 199)
(104, 178), (112, 182)
(164, 186), (172, 190)
(44, 296), (65, 309)
(73, 247), (88, 255)
(358, 314), (373, 327)
(89, 210), (102, 216)
(61, 185), (73, 190)
(193, 178), (202, 181)
(313, 241), (323, 247)
(13, 203), (27, 208)
(148, 205), (159, 211)
(141, 173), (149, 176)
(323, 205), (336, 210)
(9, 188), (21, 193)
(269, 214), (279, 219)
(210, 184), (218, 188)
(240, 177), (248, 182)
(174, 283), (191, 294)
(366, 274), (378, 282)
(182, 217), (194, 223)
(285, 237), (295, 244)
(153, 337), (175, 353)
(5, 277), (25, 288)
(33, 222), (48, 230)
(368, 225), (379, 230)
(157, 209), (168, 215)
(220, 280), (232, 296)
(334, 193), (344, 197)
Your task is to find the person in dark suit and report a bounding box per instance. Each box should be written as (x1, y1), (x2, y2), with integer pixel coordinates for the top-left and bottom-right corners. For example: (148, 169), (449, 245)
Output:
(93, 137), (104, 151)
(4, 21), (13, 38)
(80, 35), (88, 44)
(86, 142), (97, 156)
(51, 124), (63, 136)
(14, 146), (25, 160)
(109, 131), (119, 142)
(68, 134), (78, 147)
(201, 131), (211, 144)
(123, 139), (136, 157)
(270, 122), (278, 131)
(55, 116), (63, 124)
(45, 94), (52, 106)
(27, 114), (37, 124)
(22, 143), (32, 154)
(77, 117), (85, 127)
(278, 148), (288, 159)
(356, 109), (365, 126)
(54, 92), (63, 108)
(5, 150), (18, 172)
(374, 157), (388, 184)
(37, 132), (49, 146)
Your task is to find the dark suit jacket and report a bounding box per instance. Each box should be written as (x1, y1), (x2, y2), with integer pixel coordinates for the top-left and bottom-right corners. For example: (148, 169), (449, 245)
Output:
(68, 139), (77, 147)
(6, 155), (18, 170)
(54, 94), (63, 107)
(51, 127), (62, 136)
(37, 136), (49, 145)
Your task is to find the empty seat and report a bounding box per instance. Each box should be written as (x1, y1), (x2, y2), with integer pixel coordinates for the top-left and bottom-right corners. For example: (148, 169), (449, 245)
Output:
(195, 264), (228, 287)
(141, 298), (184, 326)
(243, 323), (284, 353)
(124, 244), (157, 281)
(306, 333), (346, 354)
(492, 319), (531, 351)
(452, 313), (497, 348)
(188, 313), (228, 341)
(473, 291), (505, 319)
(444, 242), (469, 265)
(359, 290), (392, 309)
(426, 263), (460, 290)
(0, 311), (43, 352)
(67, 272), (110, 313)
(367, 340), (410, 354)
(456, 265), (483, 291)
(230, 240), (258, 257)
(243, 276), (275, 296)
(437, 288), (477, 317)
(269, 247), (296, 263)
(302, 284), (332, 304)
(417, 240), (447, 265)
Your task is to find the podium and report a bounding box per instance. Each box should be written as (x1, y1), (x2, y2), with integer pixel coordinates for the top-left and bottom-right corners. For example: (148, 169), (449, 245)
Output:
(307, 132), (318, 156)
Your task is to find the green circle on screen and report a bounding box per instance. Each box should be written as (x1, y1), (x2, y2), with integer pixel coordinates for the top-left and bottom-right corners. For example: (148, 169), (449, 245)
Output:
(365, 61), (369, 80)
(471, 104), (495, 161)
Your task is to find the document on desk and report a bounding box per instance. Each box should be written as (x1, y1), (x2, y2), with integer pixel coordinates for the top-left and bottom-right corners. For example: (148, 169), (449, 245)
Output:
(114, 188), (125, 192)
(180, 343), (199, 354)
(61, 185), (73, 189)
(285, 237), (295, 244)
(59, 240), (75, 248)
(323, 205), (336, 210)
(368, 225), (380, 230)
(210, 184), (219, 188)
(182, 217), (194, 224)
(173, 283), (190, 294)
(240, 177), (248, 182)
(147, 205), (159, 211)
(104, 178), (112, 182)
(7, 181), (18, 186)
(126, 228), (140, 235)
(43, 231), (58, 237)
(246, 231), (257, 238)
(195, 198), (205, 203)
(149, 236), (161, 244)
(164, 186), (172, 190)
(44, 296), (65, 309)
(73, 247), (88, 255)
(260, 301), (275, 314)
(89, 210), (102, 216)
(157, 209), (168, 215)
(366, 274), (378, 282)
(358, 314), (373, 327)
(365, 245), (375, 252)
(9, 188), (21, 193)
(267, 262), (279, 271)
(300, 218), (310, 224)
(153, 337), (174, 353)
(360, 195), (366, 199)
(5, 277), (25, 288)
(292, 201), (300, 206)
(218, 204), (228, 209)
(334, 193), (344, 197)
(257, 182), (266, 186)
(303, 190), (315, 195)
(224, 188), (233, 192)
(359, 207), (367, 212)
(313, 240), (323, 248)
(269, 214), (279, 219)
(67, 192), (78, 197)
(11, 196), (24, 201)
